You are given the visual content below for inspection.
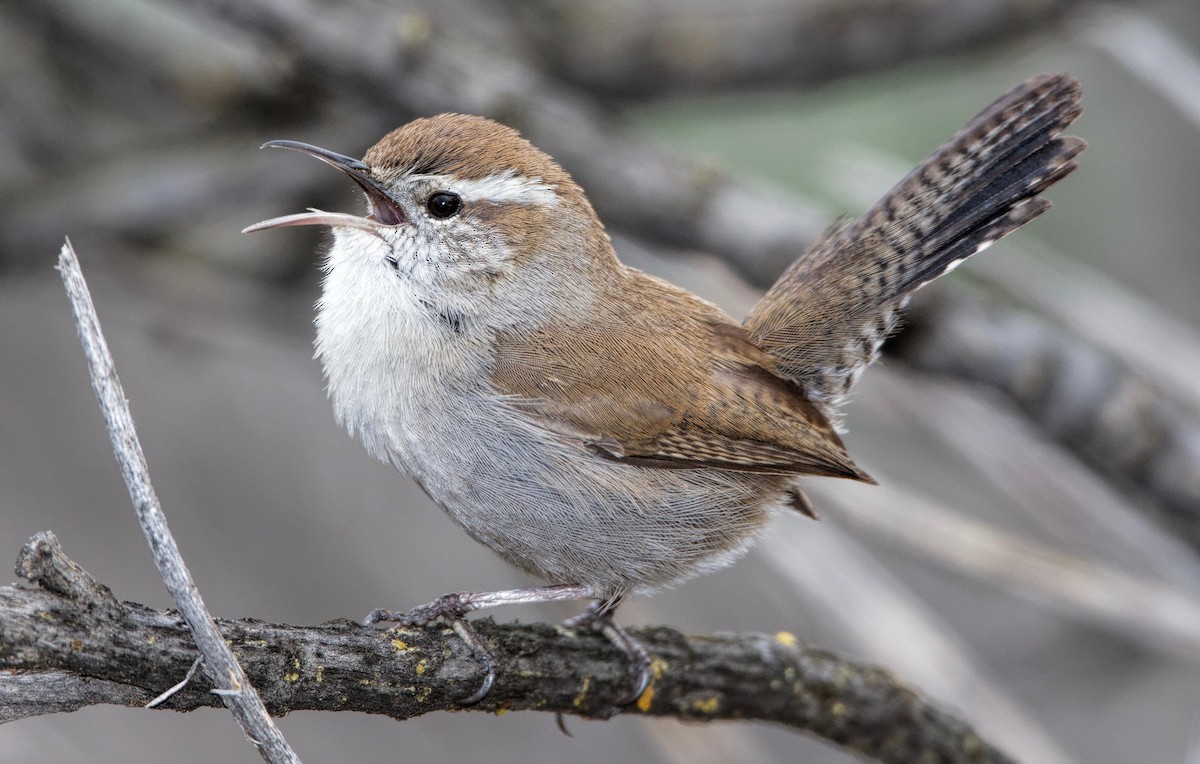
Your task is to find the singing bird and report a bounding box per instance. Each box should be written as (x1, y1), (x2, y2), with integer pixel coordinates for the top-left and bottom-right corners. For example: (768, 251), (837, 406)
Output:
(247, 73), (1084, 702)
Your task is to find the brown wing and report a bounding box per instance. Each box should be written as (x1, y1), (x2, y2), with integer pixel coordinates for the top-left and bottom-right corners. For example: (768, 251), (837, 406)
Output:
(492, 268), (871, 481)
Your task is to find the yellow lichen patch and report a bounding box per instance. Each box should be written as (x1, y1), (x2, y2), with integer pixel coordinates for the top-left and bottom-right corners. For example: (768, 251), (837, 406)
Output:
(691, 694), (720, 715)
(774, 631), (797, 648)
(242, 639), (267, 648)
(415, 659), (427, 676)
(414, 686), (431, 703)
(631, 657), (670, 712)
(147, 635), (157, 645)
(315, 665), (324, 683)
(390, 627), (421, 637)
(494, 707), (508, 716)
(572, 676), (592, 707)
(284, 672), (300, 682)
(650, 657), (668, 679)
(391, 638), (418, 654)
(634, 682), (655, 712)
(360, 678), (375, 686)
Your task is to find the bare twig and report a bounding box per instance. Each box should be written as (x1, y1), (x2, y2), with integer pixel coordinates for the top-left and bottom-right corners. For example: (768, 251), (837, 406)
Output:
(1, 535), (1017, 764)
(54, 241), (301, 764)
(147, 656), (205, 708)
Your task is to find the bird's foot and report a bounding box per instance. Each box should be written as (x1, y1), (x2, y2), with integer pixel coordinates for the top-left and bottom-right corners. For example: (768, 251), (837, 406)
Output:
(363, 594), (495, 705)
(363, 584), (597, 705)
(565, 601), (652, 705)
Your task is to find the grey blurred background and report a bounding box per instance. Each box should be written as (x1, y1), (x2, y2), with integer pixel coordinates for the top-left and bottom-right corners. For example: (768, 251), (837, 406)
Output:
(3, 1), (1200, 762)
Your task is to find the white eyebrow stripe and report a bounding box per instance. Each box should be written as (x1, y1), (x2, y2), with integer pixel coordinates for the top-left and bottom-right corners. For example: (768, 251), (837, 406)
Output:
(450, 173), (559, 206)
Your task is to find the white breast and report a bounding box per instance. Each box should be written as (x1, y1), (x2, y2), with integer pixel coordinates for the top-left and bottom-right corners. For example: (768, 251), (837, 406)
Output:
(315, 229), (491, 469)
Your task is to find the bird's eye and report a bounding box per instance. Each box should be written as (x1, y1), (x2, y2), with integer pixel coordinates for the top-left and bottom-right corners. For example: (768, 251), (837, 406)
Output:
(426, 191), (462, 219)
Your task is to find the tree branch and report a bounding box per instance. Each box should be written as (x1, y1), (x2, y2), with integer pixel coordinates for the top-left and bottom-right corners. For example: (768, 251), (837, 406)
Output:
(55, 241), (301, 764)
(1, 533), (1014, 764)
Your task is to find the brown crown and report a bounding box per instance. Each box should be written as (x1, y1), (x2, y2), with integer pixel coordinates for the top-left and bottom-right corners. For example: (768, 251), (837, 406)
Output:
(363, 114), (576, 192)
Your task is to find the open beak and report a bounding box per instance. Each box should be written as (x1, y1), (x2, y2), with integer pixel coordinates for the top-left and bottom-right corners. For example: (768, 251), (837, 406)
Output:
(242, 140), (406, 234)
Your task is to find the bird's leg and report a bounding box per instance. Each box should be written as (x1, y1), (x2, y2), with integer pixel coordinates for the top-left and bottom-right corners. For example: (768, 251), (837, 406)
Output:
(563, 597), (652, 704)
(363, 583), (597, 704)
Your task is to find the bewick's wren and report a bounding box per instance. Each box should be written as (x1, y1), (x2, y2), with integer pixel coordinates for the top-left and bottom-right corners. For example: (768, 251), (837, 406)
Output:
(246, 73), (1083, 703)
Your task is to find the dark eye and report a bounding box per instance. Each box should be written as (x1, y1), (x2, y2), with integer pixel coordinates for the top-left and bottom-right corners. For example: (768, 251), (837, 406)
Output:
(426, 191), (462, 219)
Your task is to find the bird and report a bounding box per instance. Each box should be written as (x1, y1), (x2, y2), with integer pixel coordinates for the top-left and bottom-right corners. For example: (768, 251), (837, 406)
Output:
(245, 72), (1084, 704)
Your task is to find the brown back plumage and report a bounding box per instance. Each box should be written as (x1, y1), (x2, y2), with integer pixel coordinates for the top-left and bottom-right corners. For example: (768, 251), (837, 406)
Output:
(744, 73), (1085, 418)
(492, 269), (870, 481)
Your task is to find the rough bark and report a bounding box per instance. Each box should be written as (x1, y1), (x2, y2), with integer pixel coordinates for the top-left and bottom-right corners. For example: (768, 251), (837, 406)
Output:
(1, 533), (1014, 764)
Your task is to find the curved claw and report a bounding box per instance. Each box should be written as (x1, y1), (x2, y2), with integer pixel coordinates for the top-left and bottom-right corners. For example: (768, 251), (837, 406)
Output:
(566, 600), (654, 706)
(619, 660), (653, 706)
(450, 618), (498, 705)
(459, 667), (496, 706)
(555, 712), (574, 737)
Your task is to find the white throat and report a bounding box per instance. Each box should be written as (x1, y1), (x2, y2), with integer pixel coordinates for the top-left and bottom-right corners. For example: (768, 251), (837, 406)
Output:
(314, 227), (492, 463)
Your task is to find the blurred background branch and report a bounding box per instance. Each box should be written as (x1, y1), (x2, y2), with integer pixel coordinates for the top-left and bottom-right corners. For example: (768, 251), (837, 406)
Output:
(3, 1), (1199, 763)
(515, 0), (1094, 98)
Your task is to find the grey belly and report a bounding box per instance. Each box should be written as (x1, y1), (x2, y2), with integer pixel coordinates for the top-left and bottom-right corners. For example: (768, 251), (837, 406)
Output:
(392, 403), (784, 598)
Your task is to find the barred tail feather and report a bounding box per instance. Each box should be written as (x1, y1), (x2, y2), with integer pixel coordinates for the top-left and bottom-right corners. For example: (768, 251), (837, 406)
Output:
(745, 73), (1085, 418)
